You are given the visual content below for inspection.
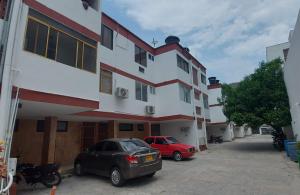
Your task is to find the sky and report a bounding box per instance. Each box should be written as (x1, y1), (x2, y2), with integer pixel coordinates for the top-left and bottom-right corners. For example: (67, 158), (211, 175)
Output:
(102, 0), (300, 83)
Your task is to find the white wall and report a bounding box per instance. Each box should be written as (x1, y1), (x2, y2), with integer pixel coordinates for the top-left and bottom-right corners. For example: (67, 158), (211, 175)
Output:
(208, 87), (227, 123)
(266, 42), (290, 62)
(284, 11), (300, 141)
(12, 5), (100, 101)
(36, 0), (101, 35)
(233, 125), (245, 138)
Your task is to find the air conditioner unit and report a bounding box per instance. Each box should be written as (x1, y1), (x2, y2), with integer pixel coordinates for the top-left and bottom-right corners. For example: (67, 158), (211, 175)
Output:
(145, 106), (155, 114)
(116, 87), (129, 99)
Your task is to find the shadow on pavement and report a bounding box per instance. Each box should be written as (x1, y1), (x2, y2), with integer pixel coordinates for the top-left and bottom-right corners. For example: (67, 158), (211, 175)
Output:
(225, 141), (277, 153)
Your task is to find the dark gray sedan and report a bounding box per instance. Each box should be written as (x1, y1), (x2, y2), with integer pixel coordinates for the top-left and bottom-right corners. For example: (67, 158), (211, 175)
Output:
(74, 138), (162, 186)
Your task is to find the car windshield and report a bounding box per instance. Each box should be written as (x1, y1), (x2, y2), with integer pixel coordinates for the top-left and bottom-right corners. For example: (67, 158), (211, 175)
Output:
(120, 140), (150, 152)
(166, 137), (179, 144)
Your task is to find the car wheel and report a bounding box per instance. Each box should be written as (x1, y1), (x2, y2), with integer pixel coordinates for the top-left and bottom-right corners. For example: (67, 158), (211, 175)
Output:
(146, 172), (156, 177)
(74, 162), (84, 176)
(110, 167), (125, 187)
(173, 151), (183, 161)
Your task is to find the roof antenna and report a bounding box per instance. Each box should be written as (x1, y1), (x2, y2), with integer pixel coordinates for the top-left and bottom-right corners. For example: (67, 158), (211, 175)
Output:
(151, 38), (158, 47)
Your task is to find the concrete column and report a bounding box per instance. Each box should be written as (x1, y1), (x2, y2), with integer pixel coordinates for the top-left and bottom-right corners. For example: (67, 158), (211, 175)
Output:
(144, 122), (151, 136)
(41, 117), (57, 165)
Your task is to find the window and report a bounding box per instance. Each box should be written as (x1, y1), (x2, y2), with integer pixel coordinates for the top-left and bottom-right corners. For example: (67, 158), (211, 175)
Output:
(196, 106), (201, 115)
(139, 66), (145, 73)
(145, 137), (154, 144)
(155, 137), (167, 145)
(57, 32), (77, 67)
(36, 120), (45, 132)
(120, 140), (150, 152)
(283, 48), (289, 61)
(194, 90), (200, 100)
(203, 94), (209, 109)
(165, 137), (179, 144)
(24, 16), (97, 73)
(150, 86), (156, 95)
(177, 55), (189, 73)
(137, 124), (144, 131)
(200, 66), (206, 73)
(197, 119), (203, 129)
(192, 67), (198, 85)
(103, 141), (119, 152)
(91, 142), (105, 152)
(201, 74), (207, 85)
(119, 123), (133, 131)
(57, 121), (68, 132)
(136, 81), (148, 102)
(135, 45), (147, 67)
(101, 24), (113, 50)
(148, 53), (154, 61)
(100, 69), (112, 94)
(179, 84), (191, 103)
(14, 119), (19, 132)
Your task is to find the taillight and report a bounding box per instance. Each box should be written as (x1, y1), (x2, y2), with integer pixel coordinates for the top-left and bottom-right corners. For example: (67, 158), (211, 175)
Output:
(125, 155), (138, 164)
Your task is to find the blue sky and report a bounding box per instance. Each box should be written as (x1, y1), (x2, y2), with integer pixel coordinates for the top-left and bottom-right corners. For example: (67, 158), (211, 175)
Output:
(102, 0), (300, 83)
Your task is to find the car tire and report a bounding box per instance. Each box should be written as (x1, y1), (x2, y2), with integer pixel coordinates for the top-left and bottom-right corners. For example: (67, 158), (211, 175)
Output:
(74, 162), (84, 176)
(146, 172), (156, 177)
(110, 167), (125, 187)
(173, 151), (183, 161)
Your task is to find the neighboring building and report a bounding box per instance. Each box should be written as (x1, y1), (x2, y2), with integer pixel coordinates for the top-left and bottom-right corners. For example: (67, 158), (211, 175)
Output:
(206, 77), (234, 142)
(0, 0), (209, 169)
(284, 10), (300, 141)
(266, 42), (290, 62)
(259, 124), (274, 135)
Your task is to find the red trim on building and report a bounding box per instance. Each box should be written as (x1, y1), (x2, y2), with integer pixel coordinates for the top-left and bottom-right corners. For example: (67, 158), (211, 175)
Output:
(76, 111), (194, 122)
(100, 63), (192, 89)
(101, 13), (206, 72)
(19, 88), (99, 109)
(209, 103), (222, 107)
(24, 0), (101, 42)
(208, 83), (222, 89)
(194, 88), (201, 95)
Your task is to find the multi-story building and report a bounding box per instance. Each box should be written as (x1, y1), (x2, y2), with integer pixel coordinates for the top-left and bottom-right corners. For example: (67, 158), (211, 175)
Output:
(284, 10), (300, 141)
(266, 42), (290, 62)
(0, 0), (209, 170)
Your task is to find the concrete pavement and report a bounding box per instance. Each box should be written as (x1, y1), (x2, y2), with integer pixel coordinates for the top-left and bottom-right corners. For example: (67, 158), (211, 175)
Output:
(18, 135), (300, 195)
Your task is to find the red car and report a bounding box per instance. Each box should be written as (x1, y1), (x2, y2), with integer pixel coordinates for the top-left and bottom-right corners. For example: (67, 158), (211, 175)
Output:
(144, 136), (196, 161)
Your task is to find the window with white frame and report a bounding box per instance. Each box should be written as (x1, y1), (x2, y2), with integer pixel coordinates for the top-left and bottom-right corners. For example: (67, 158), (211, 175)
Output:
(203, 94), (209, 109)
(136, 81), (148, 102)
(177, 55), (189, 73)
(179, 84), (191, 103)
(150, 86), (156, 95)
(201, 74), (207, 85)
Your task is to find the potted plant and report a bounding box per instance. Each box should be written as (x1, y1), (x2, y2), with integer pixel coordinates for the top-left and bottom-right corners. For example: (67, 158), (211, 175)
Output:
(297, 142), (300, 168)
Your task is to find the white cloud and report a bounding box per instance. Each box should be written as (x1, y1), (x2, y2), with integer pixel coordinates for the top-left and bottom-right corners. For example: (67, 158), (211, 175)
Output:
(111, 0), (300, 83)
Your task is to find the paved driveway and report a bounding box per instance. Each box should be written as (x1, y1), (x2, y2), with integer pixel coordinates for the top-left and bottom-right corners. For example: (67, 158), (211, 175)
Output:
(18, 135), (300, 195)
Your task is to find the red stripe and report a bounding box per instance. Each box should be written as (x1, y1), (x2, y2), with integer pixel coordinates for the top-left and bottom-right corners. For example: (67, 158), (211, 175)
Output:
(207, 122), (227, 125)
(76, 111), (194, 122)
(208, 84), (222, 89)
(100, 63), (192, 89)
(19, 88), (99, 109)
(24, 0), (100, 42)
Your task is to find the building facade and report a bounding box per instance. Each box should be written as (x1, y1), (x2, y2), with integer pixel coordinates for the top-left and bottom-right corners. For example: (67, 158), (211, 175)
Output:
(284, 10), (300, 141)
(266, 42), (290, 62)
(0, 0), (209, 169)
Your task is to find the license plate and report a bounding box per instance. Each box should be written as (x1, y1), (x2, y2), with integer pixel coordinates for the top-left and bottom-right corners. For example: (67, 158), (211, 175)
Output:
(145, 155), (154, 162)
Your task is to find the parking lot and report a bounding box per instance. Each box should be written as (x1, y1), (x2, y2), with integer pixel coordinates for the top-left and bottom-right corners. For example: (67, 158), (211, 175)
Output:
(18, 135), (300, 195)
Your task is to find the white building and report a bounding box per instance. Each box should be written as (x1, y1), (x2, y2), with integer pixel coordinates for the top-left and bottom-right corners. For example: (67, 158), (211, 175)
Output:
(266, 42), (290, 62)
(0, 0), (209, 171)
(284, 10), (300, 141)
(206, 78), (234, 142)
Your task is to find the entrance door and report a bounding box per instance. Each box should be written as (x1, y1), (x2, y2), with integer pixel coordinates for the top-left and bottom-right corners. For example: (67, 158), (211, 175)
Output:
(81, 122), (97, 151)
(98, 123), (109, 141)
(151, 124), (161, 136)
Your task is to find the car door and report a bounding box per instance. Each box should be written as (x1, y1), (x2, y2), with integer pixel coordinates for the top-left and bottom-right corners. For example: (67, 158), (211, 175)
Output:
(86, 141), (105, 174)
(94, 141), (120, 177)
(152, 137), (169, 156)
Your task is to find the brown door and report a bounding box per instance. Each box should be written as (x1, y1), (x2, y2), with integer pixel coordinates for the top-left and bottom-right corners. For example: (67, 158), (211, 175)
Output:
(81, 123), (97, 151)
(151, 124), (161, 136)
(98, 123), (109, 141)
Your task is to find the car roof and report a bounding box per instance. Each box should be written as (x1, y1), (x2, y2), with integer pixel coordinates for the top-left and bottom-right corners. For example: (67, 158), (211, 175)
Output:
(146, 136), (171, 138)
(101, 138), (142, 142)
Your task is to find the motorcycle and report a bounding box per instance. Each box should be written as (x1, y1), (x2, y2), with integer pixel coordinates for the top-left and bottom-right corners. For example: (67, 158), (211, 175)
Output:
(15, 163), (62, 188)
(208, 136), (223, 144)
(271, 130), (285, 151)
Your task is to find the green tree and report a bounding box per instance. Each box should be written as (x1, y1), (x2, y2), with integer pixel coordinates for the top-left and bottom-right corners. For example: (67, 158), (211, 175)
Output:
(220, 58), (291, 131)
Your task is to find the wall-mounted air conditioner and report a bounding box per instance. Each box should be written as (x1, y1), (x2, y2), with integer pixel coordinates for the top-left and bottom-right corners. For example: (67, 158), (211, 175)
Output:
(116, 87), (129, 99)
(145, 106), (155, 115)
